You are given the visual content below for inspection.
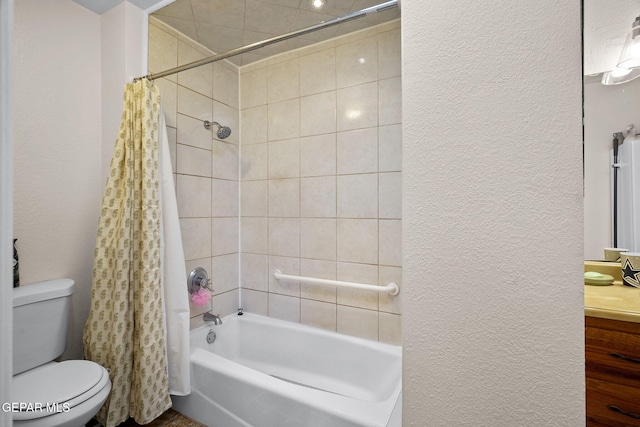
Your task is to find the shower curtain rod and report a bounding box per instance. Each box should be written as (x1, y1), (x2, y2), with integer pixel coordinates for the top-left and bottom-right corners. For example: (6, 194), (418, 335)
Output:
(135, 0), (398, 81)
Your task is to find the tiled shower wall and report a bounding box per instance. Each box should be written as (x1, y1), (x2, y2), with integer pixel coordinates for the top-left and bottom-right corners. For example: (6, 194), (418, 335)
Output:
(149, 18), (240, 328)
(239, 20), (402, 344)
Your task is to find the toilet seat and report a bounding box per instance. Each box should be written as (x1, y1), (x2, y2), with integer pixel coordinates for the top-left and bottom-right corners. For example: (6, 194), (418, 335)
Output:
(13, 360), (110, 421)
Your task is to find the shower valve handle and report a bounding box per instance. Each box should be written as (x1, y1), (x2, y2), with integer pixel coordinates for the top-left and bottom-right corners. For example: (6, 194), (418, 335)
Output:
(188, 267), (213, 293)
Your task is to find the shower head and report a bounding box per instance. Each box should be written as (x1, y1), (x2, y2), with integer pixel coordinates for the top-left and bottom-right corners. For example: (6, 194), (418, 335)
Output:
(204, 120), (232, 139)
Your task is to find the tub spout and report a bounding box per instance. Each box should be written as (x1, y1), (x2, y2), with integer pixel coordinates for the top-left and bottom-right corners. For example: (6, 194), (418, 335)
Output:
(203, 312), (222, 325)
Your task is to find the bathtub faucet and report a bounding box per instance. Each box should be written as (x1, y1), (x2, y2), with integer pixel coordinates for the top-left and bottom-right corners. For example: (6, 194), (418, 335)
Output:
(203, 312), (223, 325)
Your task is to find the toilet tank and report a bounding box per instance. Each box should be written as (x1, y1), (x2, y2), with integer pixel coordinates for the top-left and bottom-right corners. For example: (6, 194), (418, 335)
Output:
(13, 279), (75, 375)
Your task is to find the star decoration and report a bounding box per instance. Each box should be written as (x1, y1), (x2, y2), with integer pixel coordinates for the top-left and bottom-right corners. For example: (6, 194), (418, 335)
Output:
(622, 258), (640, 287)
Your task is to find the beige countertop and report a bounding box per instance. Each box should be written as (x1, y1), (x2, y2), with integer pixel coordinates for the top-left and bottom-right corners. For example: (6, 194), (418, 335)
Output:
(585, 282), (640, 323)
(584, 261), (640, 323)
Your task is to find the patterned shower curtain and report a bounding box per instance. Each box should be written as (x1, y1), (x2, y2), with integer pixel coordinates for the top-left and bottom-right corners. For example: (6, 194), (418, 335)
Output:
(83, 79), (171, 427)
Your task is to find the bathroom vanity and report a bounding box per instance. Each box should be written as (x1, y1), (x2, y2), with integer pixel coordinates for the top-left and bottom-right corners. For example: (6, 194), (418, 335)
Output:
(584, 269), (640, 426)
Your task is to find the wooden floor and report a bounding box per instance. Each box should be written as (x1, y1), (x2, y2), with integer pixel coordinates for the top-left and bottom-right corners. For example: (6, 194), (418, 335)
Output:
(90, 409), (206, 427)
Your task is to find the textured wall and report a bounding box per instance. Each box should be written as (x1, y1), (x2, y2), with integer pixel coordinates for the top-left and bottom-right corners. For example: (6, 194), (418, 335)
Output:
(101, 2), (148, 182)
(13, 0), (102, 360)
(0, 0), (13, 422)
(402, 1), (584, 425)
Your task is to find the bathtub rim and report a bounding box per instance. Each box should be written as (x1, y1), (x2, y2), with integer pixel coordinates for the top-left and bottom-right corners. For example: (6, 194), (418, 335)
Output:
(186, 312), (402, 427)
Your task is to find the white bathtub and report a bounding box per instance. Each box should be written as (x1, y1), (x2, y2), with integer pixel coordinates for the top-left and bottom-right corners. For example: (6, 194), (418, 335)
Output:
(171, 313), (402, 427)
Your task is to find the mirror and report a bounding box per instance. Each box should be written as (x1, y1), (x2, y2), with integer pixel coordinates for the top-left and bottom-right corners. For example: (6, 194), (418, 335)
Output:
(584, 1), (640, 260)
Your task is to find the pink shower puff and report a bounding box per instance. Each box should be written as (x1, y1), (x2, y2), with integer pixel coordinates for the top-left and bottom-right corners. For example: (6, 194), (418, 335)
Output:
(191, 288), (210, 306)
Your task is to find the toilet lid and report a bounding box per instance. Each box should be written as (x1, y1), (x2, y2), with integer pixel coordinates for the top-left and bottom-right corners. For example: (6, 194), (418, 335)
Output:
(13, 360), (109, 421)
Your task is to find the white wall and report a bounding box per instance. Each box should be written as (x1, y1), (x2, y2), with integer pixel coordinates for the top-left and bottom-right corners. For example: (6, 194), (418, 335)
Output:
(13, 0), (150, 361)
(0, 0), (13, 423)
(13, 0), (102, 360)
(101, 1), (148, 181)
(402, 1), (584, 425)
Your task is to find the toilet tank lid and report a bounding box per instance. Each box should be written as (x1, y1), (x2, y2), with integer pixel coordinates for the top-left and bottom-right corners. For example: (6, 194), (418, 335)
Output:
(13, 279), (75, 308)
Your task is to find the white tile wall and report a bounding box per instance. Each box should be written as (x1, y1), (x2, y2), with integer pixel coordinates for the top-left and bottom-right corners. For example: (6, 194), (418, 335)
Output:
(300, 176), (336, 218)
(379, 124), (402, 172)
(149, 23), (178, 82)
(241, 289), (268, 315)
(268, 59), (300, 103)
(156, 78), (178, 128)
(214, 63), (239, 109)
(241, 217), (268, 253)
(301, 299), (337, 331)
(241, 106), (268, 145)
(240, 67), (268, 108)
(300, 218), (337, 260)
(149, 20), (240, 326)
(241, 180), (268, 217)
(336, 82), (378, 131)
(241, 253), (269, 291)
(212, 140), (239, 180)
(379, 76), (402, 126)
(177, 86), (213, 122)
(337, 305), (378, 341)
(300, 258), (337, 303)
(241, 143), (268, 180)
(268, 99), (300, 141)
(177, 40), (213, 98)
(300, 134), (336, 177)
(379, 172), (402, 219)
(268, 218), (300, 257)
(268, 179), (300, 217)
(155, 18), (403, 343)
(268, 255), (300, 296)
(337, 174), (378, 218)
(336, 36), (378, 88)
(177, 144), (211, 177)
(268, 293), (300, 322)
(299, 48), (336, 96)
(177, 114), (212, 150)
(240, 21), (402, 344)
(177, 175), (212, 218)
(268, 138), (300, 178)
(337, 219), (378, 264)
(337, 128), (378, 174)
(300, 91), (336, 136)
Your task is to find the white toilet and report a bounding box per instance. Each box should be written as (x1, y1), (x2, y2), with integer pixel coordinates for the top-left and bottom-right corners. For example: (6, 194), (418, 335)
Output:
(12, 279), (111, 427)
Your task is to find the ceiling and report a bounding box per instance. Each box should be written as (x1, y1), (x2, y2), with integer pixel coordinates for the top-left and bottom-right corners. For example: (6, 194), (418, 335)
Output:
(151, 0), (400, 66)
(73, 0), (173, 15)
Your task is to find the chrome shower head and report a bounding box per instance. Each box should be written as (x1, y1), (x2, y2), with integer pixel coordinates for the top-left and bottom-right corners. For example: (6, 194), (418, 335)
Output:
(204, 120), (232, 139)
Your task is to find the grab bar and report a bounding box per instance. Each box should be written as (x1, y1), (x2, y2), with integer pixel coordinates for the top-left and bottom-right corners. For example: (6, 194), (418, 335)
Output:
(273, 270), (399, 296)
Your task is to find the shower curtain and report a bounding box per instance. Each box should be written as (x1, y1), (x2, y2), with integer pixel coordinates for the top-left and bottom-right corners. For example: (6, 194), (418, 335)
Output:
(83, 79), (190, 427)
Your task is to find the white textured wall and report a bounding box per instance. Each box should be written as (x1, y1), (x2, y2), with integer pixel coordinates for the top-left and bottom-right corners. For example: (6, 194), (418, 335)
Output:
(13, 0), (102, 360)
(0, 0), (13, 423)
(402, 1), (584, 425)
(101, 1), (148, 181)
